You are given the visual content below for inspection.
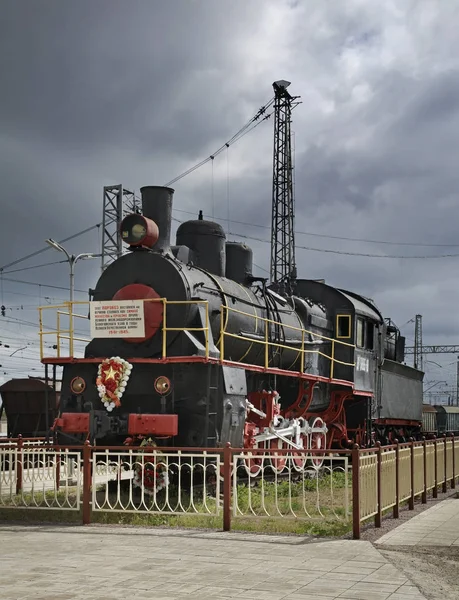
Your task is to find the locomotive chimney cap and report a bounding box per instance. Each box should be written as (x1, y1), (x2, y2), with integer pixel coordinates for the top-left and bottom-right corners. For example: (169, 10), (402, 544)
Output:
(140, 185), (175, 193)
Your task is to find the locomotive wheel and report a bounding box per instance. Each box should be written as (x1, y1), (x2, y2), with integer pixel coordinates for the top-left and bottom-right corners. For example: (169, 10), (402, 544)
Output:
(309, 417), (327, 469)
(242, 441), (264, 477)
(289, 433), (309, 472)
(269, 438), (287, 474)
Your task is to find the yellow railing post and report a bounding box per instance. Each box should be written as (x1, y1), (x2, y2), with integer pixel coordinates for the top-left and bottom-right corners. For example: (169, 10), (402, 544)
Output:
(220, 307), (225, 362)
(204, 301), (209, 358)
(264, 319), (269, 369)
(300, 329), (305, 373)
(330, 339), (335, 380)
(57, 311), (61, 358)
(68, 302), (74, 358)
(162, 299), (167, 359)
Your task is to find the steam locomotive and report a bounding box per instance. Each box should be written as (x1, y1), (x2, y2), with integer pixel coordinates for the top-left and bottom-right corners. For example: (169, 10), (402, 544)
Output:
(44, 186), (423, 460)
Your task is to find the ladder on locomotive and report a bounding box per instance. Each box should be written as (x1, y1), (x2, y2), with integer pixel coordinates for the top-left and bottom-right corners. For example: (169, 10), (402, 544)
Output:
(204, 364), (219, 447)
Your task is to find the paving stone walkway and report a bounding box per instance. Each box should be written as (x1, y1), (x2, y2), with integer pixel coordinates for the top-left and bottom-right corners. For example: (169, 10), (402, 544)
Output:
(375, 497), (459, 547)
(0, 524), (427, 600)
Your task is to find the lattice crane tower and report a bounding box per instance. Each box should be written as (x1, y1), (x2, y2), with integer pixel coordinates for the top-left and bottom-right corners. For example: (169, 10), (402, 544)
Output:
(270, 80), (301, 292)
(101, 184), (138, 272)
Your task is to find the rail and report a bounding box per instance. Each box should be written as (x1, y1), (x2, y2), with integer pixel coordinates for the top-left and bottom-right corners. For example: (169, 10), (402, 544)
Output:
(38, 299), (354, 380)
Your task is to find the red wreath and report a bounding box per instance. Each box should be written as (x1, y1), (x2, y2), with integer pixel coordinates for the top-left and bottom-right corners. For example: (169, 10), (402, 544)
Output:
(96, 357), (132, 409)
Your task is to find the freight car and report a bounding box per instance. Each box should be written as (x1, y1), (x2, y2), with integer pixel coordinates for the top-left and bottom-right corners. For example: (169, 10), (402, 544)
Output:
(0, 377), (60, 438)
(422, 403), (459, 437)
(36, 185), (425, 466)
(422, 404), (437, 436)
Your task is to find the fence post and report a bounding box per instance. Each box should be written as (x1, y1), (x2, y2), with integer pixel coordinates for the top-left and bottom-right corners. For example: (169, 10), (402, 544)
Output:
(55, 448), (61, 492)
(422, 437), (427, 504)
(16, 435), (23, 495)
(352, 444), (360, 540)
(375, 442), (382, 528)
(443, 435), (448, 493)
(452, 434), (456, 489)
(223, 443), (232, 532)
(82, 441), (91, 525)
(433, 436), (438, 498)
(393, 440), (399, 519)
(409, 438), (415, 510)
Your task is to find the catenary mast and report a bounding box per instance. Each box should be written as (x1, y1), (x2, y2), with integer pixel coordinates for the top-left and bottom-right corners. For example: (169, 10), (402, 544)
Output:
(270, 80), (301, 294)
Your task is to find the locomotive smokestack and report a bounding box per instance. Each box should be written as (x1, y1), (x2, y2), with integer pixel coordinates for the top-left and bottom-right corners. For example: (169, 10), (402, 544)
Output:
(140, 186), (174, 253)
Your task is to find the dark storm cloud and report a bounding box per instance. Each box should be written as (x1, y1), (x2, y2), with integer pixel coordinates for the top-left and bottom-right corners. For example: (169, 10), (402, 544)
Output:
(399, 70), (459, 131)
(0, 0), (263, 159)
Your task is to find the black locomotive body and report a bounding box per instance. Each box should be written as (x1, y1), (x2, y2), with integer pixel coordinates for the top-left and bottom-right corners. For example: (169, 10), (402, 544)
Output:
(50, 185), (424, 451)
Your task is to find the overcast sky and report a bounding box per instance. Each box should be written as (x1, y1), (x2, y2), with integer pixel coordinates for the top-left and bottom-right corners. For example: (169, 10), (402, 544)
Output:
(0, 0), (458, 395)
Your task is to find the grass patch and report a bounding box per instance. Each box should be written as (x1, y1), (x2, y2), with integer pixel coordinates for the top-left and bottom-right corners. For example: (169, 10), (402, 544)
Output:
(0, 507), (352, 536)
(0, 471), (352, 537)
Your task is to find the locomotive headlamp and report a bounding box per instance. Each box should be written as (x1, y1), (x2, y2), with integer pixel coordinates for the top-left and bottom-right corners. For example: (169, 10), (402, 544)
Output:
(154, 376), (172, 396)
(70, 376), (86, 395)
(120, 214), (159, 248)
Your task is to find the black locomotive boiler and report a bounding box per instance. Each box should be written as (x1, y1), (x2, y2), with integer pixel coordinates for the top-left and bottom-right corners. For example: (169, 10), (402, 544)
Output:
(48, 185), (424, 461)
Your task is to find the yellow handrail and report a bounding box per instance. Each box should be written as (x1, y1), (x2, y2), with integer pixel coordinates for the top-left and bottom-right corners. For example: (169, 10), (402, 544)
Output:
(38, 298), (355, 382)
(38, 298), (211, 361)
(223, 304), (355, 347)
(220, 304), (355, 378)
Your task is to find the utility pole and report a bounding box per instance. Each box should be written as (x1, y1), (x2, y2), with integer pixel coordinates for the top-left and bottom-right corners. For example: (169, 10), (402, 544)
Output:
(414, 314), (423, 370)
(270, 80), (301, 293)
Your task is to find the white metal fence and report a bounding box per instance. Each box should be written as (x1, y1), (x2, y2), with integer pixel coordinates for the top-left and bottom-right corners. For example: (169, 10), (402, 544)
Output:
(0, 444), (81, 510)
(0, 441), (352, 530)
(91, 449), (222, 516)
(232, 452), (350, 521)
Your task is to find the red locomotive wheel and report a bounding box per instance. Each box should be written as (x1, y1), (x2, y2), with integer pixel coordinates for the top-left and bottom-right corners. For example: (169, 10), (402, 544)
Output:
(113, 283), (163, 343)
(290, 433), (309, 472)
(270, 438), (287, 473)
(310, 417), (327, 469)
(242, 441), (264, 477)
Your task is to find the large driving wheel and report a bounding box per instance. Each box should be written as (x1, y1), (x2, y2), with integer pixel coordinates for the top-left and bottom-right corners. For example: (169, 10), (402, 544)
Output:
(269, 438), (287, 474)
(309, 417), (327, 469)
(289, 433), (309, 472)
(242, 440), (264, 477)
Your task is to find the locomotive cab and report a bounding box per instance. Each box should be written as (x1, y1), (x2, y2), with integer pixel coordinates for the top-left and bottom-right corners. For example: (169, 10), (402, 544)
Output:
(294, 279), (383, 391)
(337, 289), (382, 395)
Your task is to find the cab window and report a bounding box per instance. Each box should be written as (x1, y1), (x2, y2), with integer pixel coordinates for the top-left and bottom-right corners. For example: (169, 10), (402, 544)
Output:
(336, 315), (351, 338)
(356, 318), (364, 348)
(366, 322), (374, 349)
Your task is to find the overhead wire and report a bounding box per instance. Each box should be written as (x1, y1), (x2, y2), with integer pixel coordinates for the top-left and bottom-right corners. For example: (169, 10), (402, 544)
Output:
(226, 231), (459, 259)
(1, 260), (69, 275)
(0, 276), (87, 294)
(0, 223), (101, 272)
(162, 99), (275, 187)
(173, 208), (459, 248)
